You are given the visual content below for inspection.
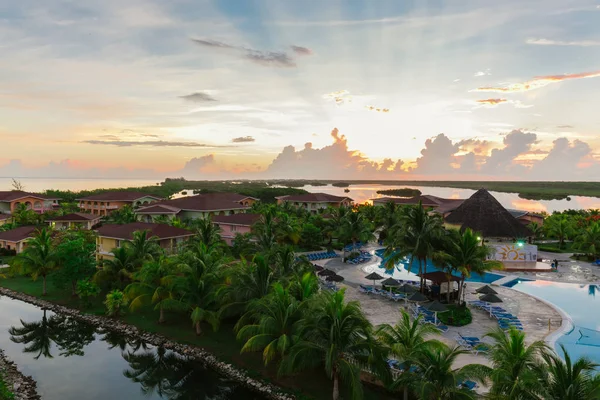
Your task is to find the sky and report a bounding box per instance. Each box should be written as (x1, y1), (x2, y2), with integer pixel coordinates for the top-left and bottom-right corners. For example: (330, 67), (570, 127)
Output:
(2, 0), (600, 180)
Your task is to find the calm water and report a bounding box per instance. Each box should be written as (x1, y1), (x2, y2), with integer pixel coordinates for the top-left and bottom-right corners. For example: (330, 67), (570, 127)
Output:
(371, 249), (504, 284)
(510, 281), (600, 368)
(0, 296), (262, 400)
(299, 184), (600, 213)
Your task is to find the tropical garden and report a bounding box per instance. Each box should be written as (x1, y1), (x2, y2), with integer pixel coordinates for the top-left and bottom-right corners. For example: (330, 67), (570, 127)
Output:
(1, 201), (599, 399)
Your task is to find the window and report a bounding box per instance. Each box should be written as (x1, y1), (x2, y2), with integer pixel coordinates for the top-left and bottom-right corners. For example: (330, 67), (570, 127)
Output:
(231, 225), (237, 232)
(115, 240), (121, 248)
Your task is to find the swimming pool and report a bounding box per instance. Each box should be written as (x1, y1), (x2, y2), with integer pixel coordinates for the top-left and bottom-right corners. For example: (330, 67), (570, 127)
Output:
(510, 280), (600, 368)
(374, 249), (504, 284)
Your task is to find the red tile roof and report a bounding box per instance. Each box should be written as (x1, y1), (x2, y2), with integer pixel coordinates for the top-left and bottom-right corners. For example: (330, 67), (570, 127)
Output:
(96, 222), (193, 240)
(212, 213), (261, 226)
(0, 191), (59, 202)
(47, 212), (102, 222)
(77, 191), (162, 202)
(0, 226), (37, 242)
(372, 195), (462, 208)
(134, 204), (181, 214)
(137, 192), (255, 213)
(276, 193), (353, 203)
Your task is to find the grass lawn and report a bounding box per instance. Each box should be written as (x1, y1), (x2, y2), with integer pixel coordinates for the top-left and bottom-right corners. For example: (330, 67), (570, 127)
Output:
(0, 275), (395, 400)
(0, 371), (14, 400)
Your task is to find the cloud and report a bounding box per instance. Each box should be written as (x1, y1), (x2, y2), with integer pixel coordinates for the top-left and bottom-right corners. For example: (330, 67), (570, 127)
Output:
(481, 130), (537, 173)
(82, 140), (228, 148)
(98, 134), (121, 140)
(474, 69), (491, 77)
(530, 138), (593, 179)
(365, 105), (390, 113)
(473, 69), (600, 93)
(475, 98), (507, 107)
(413, 134), (460, 174)
(231, 136), (255, 143)
(457, 139), (495, 155)
(179, 92), (217, 102)
(557, 125), (574, 129)
(290, 45), (313, 55)
(191, 38), (298, 68)
(526, 38), (600, 47)
(323, 90), (352, 105)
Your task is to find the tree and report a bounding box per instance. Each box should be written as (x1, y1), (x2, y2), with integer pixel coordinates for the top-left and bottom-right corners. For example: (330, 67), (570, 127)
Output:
(188, 217), (222, 248)
(76, 279), (100, 309)
(385, 203), (445, 292)
(179, 242), (223, 335)
(299, 222), (323, 250)
(280, 289), (388, 400)
(53, 233), (96, 296)
(485, 327), (549, 398)
(376, 201), (403, 243)
(11, 178), (25, 191)
(125, 229), (162, 268)
(443, 228), (502, 304)
(237, 283), (302, 365)
(573, 222), (600, 259)
(339, 211), (375, 251)
(104, 289), (128, 317)
(14, 228), (56, 295)
(410, 344), (489, 400)
(535, 345), (600, 400)
(231, 232), (257, 259)
(527, 222), (544, 241)
(12, 203), (40, 226)
(271, 245), (310, 278)
(9, 309), (56, 359)
(125, 257), (185, 324)
(544, 214), (573, 249)
(288, 272), (319, 302)
(94, 246), (135, 290)
(107, 204), (138, 224)
(377, 311), (444, 400)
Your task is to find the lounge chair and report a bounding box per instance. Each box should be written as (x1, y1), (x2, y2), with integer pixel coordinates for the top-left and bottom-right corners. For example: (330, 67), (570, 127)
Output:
(458, 380), (478, 390)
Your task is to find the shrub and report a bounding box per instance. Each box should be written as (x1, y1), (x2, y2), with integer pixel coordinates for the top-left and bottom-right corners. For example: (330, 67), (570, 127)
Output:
(76, 279), (100, 309)
(104, 289), (128, 317)
(438, 304), (472, 327)
(0, 371), (14, 400)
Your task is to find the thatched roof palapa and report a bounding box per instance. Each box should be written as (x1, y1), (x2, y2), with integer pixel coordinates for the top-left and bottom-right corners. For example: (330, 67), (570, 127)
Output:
(444, 188), (532, 238)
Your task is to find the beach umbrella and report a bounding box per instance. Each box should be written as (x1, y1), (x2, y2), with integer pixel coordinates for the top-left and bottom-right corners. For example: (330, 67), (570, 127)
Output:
(381, 277), (400, 294)
(408, 292), (428, 302)
(397, 283), (418, 294)
(480, 293), (503, 317)
(326, 274), (344, 282)
(313, 265), (324, 272)
(365, 272), (384, 287)
(318, 269), (336, 277)
(476, 285), (498, 295)
(425, 300), (449, 325)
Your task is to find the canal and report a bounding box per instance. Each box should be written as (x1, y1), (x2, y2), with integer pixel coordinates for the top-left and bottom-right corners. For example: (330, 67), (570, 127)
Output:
(0, 295), (263, 399)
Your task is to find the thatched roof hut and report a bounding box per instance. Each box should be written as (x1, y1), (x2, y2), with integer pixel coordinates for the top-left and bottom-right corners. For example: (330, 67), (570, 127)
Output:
(445, 189), (532, 238)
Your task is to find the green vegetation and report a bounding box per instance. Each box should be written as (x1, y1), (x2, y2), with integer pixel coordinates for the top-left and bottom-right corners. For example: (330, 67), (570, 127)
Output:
(376, 188), (422, 197)
(0, 370), (14, 400)
(331, 182), (350, 187)
(437, 305), (472, 327)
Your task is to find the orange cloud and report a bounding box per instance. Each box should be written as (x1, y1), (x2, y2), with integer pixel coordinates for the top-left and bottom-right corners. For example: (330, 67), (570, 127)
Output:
(475, 98), (507, 107)
(365, 105), (390, 112)
(473, 70), (600, 93)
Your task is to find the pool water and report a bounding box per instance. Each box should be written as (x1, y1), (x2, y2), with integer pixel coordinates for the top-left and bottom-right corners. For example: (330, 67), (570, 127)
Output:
(510, 280), (600, 368)
(375, 249), (504, 283)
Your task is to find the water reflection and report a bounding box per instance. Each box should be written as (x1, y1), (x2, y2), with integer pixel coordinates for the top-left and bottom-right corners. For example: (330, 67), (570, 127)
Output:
(6, 309), (262, 399)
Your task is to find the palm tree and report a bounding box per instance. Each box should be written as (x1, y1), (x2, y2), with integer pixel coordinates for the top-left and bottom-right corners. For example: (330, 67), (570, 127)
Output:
(125, 229), (162, 268)
(534, 345), (600, 400)
(377, 310), (444, 400)
(179, 242), (223, 335)
(94, 246), (135, 290)
(339, 211), (375, 252)
(219, 255), (274, 318)
(410, 344), (489, 400)
(544, 214), (573, 249)
(280, 289), (388, 400)
(237, 283), (301, 365)
(324, 205), (350, 245)
(125, 257), (185, 324)
(104, 289), (128, 317)
(288, 272), (319, 302)
(252, 207), (278, 253)
(485, 327), (549, 398)
(14, 228), (56, 295)
(385, 203), (445, 292)
(189, 217), (222, 248)
(444, 228), (502, 304)
(527, 222), (544, 241)
(271, 245), (310, 278)
(573, 222), (600, 259)
(9, 309), (57, 359)
(107, 204), (138, 224)
(376, 201), (403, 243)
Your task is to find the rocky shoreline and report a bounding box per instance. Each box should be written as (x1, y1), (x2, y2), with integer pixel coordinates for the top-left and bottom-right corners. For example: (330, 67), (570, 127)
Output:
(0, 348), (40, 400)
(0, 287), (294, 400)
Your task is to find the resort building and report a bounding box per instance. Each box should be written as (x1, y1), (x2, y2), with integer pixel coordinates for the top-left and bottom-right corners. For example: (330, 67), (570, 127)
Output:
(47, 213), (102, 230)
(95, 222), (194, 261)
(444, 189), (538, 269)
(212, 213), (261, 245)
(0, 226), (37, 254)
(78, 191), (162, 216)
(276, 193), (353, 213)
(0, 191), (60, 214)
(135, 192), (258, 222)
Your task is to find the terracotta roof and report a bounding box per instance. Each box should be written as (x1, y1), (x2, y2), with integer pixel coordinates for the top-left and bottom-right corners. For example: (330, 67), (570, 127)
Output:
(507, 209), (528, 219)
(433, 199), (465, 214)
(96, 222), (193, 240)
(134, 204), (181, 215)
(77, 191), (162, 202)
(138, 192), (255, 213)
(419, 271), (461, 284)
(0, 226), (37, 242)
(276, 193), (353, 203)
(212, 213), (261, 226)
(47, 212), (102, 222)
(0, 191), (59, 202)
(445, 189), (532, 238)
